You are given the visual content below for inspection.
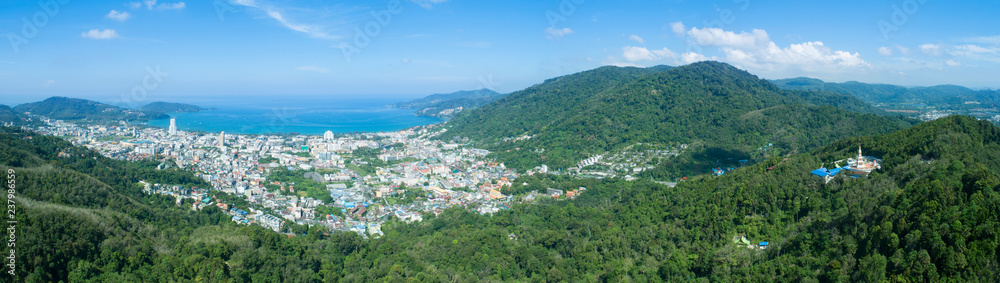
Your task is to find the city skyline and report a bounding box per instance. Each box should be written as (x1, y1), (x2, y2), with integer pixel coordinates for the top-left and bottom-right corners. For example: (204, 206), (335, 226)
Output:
(2, 0), (999, 106)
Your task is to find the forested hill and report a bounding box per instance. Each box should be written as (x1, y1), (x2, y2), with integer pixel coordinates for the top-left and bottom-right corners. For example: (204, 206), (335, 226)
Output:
(393, 89), (504, 109)
(359, 115), (998, 281)
(392, 89), (506, 118)
(441, 61), (915, 174)
(139, 101), (207, 113)
(0, 105), (40, 126)
(442, 64), (673, 141)
(13, 96), (168, 122)
(771, 77), (1000, 107)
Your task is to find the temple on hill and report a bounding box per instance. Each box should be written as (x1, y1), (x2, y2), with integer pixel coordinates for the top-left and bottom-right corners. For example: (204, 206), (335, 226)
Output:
(812, 146), (882, 183)
(847, 146), (881, 175)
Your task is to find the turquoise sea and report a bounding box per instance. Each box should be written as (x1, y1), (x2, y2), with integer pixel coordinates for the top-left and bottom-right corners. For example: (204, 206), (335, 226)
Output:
(145, 97), (443, 135)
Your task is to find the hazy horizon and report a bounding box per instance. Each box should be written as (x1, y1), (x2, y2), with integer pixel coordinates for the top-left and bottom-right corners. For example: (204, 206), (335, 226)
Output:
(4, 66), (999, 108)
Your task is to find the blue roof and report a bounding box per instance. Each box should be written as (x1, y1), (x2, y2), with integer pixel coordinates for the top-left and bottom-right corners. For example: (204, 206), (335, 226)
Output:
(759, 242), (769, 245)
(828, 168), (844, 176)
(810, 168), (829, 176)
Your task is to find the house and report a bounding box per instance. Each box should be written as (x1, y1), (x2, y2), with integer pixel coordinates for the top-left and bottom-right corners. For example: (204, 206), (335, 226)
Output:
(758, 242), (769, 249)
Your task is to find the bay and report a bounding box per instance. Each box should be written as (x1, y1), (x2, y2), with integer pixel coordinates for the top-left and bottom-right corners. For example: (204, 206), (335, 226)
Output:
(145, 96), (443, 135)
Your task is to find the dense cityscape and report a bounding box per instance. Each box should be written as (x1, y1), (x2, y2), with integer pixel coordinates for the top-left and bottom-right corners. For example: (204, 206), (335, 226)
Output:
(21, 115), (663, 237)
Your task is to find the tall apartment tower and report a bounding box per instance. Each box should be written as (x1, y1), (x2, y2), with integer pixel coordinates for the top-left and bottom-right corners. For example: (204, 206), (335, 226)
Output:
(168, 118), (177, 136)
(219, 131), (225, 147)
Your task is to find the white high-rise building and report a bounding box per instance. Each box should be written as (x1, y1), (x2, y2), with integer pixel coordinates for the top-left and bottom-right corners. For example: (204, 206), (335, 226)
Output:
(168, 118), (177, 136)
(219, 131), (225, 147)
(324, 130), (334, 140)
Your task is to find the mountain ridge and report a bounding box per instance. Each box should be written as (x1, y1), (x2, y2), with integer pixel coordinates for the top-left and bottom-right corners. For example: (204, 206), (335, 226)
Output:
(441, 61), (915, 176)
(771, 77), (1000, 106)
(392, 89), (505, 118)
(14, 96), (169, 122)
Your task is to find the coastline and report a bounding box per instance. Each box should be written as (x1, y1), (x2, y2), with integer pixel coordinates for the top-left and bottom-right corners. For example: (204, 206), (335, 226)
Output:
(144, 104), (445, 135)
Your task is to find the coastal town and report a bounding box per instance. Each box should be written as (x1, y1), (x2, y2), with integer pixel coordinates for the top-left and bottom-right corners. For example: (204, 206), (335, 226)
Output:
(21, 116), (596, 237)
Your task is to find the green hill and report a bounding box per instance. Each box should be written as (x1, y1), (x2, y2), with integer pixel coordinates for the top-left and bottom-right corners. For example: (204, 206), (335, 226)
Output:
(13, 97), (168, 122)
(0, 105), (40, 126)
(139, 101), (207, 113)
(771, 77), (1000, 107)
(441, 62), (915, 176)
(393, 89), (506, 118)
(338, 115), (998, 282)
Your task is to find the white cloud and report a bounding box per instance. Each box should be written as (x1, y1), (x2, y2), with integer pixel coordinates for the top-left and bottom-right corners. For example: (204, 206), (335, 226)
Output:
(688, 27), (769, 49)
(950, 44), (998, 56)
(948, 44), (1000, 63)
(42, 80), (55, 88)
(681, 52), (711, 64)
(945, 59), (961, 67)
(895, 44), (910, 55)
(410, 0), (447, 9)
(544, 27), (573, 40)
(81, 29), (120, 39)
(628, 35), (645, 44)
(878, 46), (893, 56)
(963, 35), (1000, 45)
(130, 1), (183, 10)
(920, 43), (942, 56)
(669, 22), (685, 37)
(156, 2), (186, 10)
(685, 27), (868, 72)
(233, 1), (338, 40)
(622, 46), (675, 62)
(107, 10), (131, 21)
(297, 66), (330, 73)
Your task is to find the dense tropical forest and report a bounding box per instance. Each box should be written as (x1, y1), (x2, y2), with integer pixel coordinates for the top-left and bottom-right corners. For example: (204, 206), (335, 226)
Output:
(12, 97), (169, 122)
(440, 62), (917, 178)
(2, 112), (998, 281)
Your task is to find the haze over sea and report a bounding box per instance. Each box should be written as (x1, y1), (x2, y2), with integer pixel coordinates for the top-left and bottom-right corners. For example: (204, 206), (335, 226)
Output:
(145, 96), (443, 135)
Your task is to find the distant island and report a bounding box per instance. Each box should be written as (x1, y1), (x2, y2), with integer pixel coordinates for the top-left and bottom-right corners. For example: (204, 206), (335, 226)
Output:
(140, 101), (211, 113)
(392, 88), (505, 118)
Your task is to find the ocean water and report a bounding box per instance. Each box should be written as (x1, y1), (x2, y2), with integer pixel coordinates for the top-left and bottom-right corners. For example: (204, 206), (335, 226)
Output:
(145, 97), (443, 135)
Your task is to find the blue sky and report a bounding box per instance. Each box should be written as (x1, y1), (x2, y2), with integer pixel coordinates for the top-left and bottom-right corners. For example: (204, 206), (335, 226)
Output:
(1, 0), (999, 106)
